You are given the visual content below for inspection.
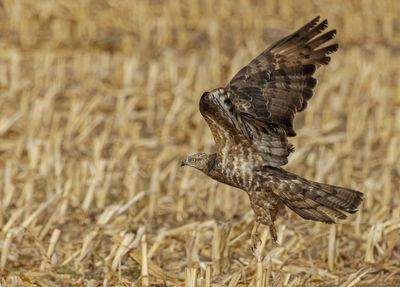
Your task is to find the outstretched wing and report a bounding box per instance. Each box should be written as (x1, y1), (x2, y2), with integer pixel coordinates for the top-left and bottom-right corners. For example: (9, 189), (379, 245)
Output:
(228, 16), (337, 135)
(200, 17), (338, 167)
(200, 16), (337, 167)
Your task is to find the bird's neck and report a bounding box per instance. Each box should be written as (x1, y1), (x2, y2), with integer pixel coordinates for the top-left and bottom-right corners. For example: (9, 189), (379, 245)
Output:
(205, 153), (236, 188)
(205, 153), (218, 174)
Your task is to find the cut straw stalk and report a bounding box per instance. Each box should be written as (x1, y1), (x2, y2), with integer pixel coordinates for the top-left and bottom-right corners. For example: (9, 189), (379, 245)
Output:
(39, 228), (61, 271)
(328, 225), (336, 271)
(227, 272), (241, 287)
(141, 233), (149, 287)
(111, 226), (145, 271)
(1, 230), (13, 272)
(185, 268), (198, 287)
(204, 265), (211, 287)
(255, 262), (264, 287)
(77, 230), (98, 263)
(148, 168), (160, 219)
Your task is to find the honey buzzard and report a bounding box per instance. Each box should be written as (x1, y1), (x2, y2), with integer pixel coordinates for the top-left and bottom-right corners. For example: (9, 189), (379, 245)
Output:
(181, 17), (364, 241)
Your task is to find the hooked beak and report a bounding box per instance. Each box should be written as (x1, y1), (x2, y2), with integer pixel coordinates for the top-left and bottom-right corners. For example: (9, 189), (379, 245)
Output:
(181, 160), (187, 167)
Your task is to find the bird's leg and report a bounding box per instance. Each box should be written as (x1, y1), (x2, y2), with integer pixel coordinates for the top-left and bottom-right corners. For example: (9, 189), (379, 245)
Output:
(251, 222), (262, 252)
(256, 214), (279, 245)
(268, 223), (278, 244)
(249, 191), (280, 249)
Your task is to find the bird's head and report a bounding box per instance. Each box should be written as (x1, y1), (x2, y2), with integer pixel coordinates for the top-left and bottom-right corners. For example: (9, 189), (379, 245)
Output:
(181, 152), (215, 173)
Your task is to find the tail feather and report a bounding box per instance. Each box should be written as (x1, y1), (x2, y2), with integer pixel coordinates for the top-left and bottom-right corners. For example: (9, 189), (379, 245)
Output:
(287, 179), (364, 223)
(288, 204), (337, 223)
(308, 181), (364, 213)
(264, 167), (364, 223)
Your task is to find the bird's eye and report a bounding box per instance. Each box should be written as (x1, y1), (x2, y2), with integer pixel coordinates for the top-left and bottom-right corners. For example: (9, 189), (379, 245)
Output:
(191, 158), (197, 163)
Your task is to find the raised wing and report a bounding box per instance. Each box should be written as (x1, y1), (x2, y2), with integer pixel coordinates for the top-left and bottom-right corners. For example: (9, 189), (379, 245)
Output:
(200, 17), (338, 167)
(227, 16), (338, 136)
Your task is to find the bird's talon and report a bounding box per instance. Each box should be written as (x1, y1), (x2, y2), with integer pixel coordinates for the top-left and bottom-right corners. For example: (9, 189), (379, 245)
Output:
(251, 231), (262, 252)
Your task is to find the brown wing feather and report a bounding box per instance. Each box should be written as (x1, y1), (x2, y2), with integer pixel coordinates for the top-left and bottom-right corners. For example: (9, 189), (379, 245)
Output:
(200, 88), (291, 167)
(228, 17), (338, 134)
(223, 16), (337, 166)
(199, 17), (337, 167)
(199, 90), (248, 153)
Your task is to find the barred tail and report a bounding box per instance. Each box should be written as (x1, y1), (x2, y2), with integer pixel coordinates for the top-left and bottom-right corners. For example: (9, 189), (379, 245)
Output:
(283, 178), (364, 223)
(265, 167), (364, 224)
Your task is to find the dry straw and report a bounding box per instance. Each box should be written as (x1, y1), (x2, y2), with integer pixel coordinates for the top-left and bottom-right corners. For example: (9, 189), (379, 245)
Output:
(0, 0), (399, 286)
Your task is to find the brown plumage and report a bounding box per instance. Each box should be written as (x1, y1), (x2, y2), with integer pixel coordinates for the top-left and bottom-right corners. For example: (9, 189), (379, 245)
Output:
(181, 17), (364, 242)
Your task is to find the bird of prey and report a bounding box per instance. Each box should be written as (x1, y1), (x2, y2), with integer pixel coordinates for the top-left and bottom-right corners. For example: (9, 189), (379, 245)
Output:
(181, 17), (364, 241)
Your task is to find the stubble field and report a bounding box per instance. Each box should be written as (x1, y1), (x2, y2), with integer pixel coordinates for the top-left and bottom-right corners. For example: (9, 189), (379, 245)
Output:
(0, 0), (399, 286)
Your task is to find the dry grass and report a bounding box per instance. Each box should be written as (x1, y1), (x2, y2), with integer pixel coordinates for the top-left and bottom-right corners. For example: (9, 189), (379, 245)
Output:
(0, 0), (399, 286)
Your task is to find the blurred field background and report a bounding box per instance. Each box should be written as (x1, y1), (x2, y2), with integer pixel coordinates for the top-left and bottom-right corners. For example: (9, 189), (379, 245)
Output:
(0, 0), (399, 286)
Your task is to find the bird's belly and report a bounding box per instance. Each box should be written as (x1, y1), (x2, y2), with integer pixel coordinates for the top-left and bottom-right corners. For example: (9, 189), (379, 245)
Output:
(221, 154), (262, 191)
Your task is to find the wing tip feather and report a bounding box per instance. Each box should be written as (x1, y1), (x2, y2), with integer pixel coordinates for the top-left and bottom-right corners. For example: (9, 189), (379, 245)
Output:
(306, 77), (317, 88)
(303, 64), (317, 74)
(286, 128), (296, 137)
(306, 16), (321, 28)
(302, 87), (314, 100)
(324, 43), (339, 54)
(313, 18), (329, 33)
(315, 56), (331, 66)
